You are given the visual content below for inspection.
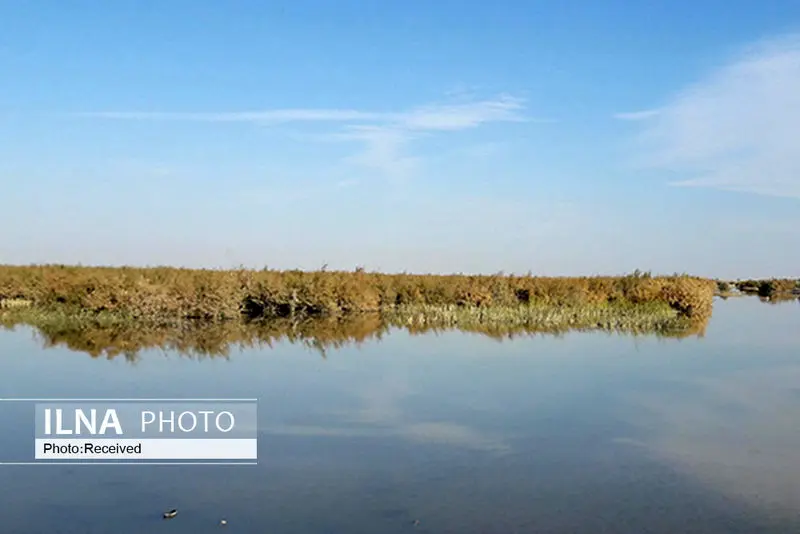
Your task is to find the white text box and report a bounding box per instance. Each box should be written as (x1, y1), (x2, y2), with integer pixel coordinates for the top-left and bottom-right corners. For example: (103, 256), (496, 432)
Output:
(34, 438), (257, 460)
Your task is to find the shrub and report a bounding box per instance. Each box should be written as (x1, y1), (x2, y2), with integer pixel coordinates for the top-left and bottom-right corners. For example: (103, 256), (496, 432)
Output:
(0, 265), (715, 322)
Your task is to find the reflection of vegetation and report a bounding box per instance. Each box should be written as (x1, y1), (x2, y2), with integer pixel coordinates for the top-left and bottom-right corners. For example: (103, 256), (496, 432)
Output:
(1, 301), (711, 361)
(386, 301), (699, 334)
(395, 304), (710, 341)
(758, 294), (800, 305)
(0, 308), (389, 360)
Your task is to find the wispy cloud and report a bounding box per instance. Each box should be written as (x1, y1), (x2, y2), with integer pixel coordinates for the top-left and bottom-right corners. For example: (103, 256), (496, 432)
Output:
(338, 95), (528, 179)
(80, 94), (529, 128)
(613, 108), (662, 121)
(80, 94), (535, 181)
(397, 95), (526, 130)
(619, 33), (800, 199)
(79, 109), (389, 123)
(335, 125), (420, 181)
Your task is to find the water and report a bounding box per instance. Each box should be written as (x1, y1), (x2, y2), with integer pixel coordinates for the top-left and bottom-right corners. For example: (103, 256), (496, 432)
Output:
(0, 297), (799, 533)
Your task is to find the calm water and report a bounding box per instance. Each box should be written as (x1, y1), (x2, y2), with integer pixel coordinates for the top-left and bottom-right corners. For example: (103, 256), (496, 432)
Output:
(1, 297), (799, 533)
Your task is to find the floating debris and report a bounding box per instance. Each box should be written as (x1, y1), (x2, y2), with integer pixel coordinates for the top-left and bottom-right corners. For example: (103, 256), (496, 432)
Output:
(413, 519), (420, 526)
(220, 519), (228, 526)
(163, 509), (178, 519)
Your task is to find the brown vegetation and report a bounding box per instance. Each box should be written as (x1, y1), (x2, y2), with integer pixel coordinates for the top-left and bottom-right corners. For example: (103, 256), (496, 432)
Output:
(0, 265), (719, 360)
(733, 278), (800, 297)
(0, 265), (715, 322)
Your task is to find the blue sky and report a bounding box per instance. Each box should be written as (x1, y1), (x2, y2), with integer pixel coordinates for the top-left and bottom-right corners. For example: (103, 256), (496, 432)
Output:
(1, 1), (799, 278)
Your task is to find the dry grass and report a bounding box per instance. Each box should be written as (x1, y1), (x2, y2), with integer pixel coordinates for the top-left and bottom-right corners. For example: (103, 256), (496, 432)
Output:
(0, 264), (715, 321)
(0, 298), (32, 309)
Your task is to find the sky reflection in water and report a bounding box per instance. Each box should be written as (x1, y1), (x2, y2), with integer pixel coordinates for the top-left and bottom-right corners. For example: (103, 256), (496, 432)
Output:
(0, 297), (798, 533)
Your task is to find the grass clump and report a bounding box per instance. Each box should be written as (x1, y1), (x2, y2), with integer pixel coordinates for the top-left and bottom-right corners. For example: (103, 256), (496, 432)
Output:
(734, 278), (799, 297)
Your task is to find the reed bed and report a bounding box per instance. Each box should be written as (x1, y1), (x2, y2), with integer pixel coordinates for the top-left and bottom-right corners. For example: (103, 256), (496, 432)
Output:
(0, 265), (715, 321)
(0, 264), (717, 359)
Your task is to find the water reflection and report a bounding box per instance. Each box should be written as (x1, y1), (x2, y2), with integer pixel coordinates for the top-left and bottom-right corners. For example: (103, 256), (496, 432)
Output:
(0, 297), (798, 533)
(630, 365), (800, 519)
(622, 297), (800, 523)
(758, 294), (800, 305)
(1, 311), (710, 361)
(717, 293), (800, 305)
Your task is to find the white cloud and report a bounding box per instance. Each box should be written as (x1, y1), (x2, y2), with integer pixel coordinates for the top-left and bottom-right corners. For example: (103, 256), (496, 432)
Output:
(79, 94), (535, 181)
(620, 33), (800, 199)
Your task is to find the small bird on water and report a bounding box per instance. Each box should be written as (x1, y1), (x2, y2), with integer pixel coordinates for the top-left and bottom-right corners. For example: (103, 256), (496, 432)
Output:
(163, 509), (178, 519)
